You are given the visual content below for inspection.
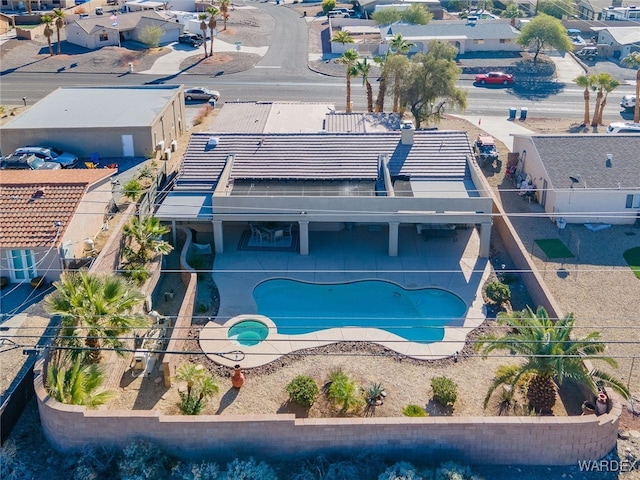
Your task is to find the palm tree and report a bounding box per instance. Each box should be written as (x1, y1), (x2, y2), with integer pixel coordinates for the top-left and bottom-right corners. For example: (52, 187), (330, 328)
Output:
(206, 6), (220, 57)
(46, 355), (114, 408)
(331, 30), (354, 50)
(198, 14), (209, 58)
(175, 362), (219, 415)
(389, 33), (414, 55)
(595, 76), (621, 125)
(41, 15), (55, 57)
(621, 52), (640, 123)
(122, 216), (173, 264)
(373, 54), (388, 112)
(338, 49), (359, 113)
(45, 272), (148, 363)
(219, 0), (230, 30)
(352, 58), (373, 112)
(53, 8), (65, 55)
(475, 306), (629, 414)
(590, 73), (618, 127)
(574, 74), (593, 126)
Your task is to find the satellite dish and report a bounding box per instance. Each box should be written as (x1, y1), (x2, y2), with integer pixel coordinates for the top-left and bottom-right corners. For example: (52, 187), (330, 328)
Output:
(569, 174), (581, 184)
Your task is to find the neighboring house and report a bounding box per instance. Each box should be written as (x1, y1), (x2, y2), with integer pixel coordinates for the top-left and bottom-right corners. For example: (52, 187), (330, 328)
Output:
(0, 169), (116, 285)
(0, 85), (186, 159)
(380, 19), (521, 55)
(66, 10), (182, 49)
(592, 26), (640, 58)
(511, 134), (640, 225)
(155, 128), (494, 257)
(355, 0), (444, 19)
(0, 0), (74, 12)
(575, 0), (612, 20)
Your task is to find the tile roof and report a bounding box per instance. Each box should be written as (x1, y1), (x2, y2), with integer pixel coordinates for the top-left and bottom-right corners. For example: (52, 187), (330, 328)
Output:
(525, 135), (640, 189)
(0, 170), (114, 248)
(177, 131), (473, 191)
(324, 112), (402, 133)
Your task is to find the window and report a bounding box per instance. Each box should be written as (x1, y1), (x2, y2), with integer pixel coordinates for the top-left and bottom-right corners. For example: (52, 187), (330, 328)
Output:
(6, 249), (37, 282)
(499, 39), (511, 44)
(99, 33), (109, 42)
(473, 39), (485, 45)
(626, 194), (640, 209)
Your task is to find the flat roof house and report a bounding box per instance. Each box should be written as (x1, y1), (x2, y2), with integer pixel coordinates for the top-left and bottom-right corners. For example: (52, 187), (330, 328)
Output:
(0, 169), (116, 285)
(155, 127), (494, 257)
(511, 134), (640, 225)
(0, 85), (186, 160)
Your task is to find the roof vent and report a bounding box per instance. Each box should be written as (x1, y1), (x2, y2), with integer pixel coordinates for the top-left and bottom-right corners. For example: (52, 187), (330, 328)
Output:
(606, 153), (612, 168)
(206, 137), (220, 149)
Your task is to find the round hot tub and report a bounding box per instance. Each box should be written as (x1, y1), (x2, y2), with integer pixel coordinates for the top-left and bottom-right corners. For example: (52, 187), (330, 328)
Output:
(227, 320), (269, 346)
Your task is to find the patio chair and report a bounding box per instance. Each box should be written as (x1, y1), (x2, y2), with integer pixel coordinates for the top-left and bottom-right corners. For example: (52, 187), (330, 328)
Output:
(249, 224), (269, 245)
(272, 229), (284, 243)
(282, 223), (293, 238)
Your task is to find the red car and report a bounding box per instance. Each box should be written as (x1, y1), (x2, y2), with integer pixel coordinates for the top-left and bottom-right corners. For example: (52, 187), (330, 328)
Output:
(475, 71), (514, 85)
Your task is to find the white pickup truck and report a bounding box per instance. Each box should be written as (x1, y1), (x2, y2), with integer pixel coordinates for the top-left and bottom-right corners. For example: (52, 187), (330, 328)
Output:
(620, 94), (636, 111)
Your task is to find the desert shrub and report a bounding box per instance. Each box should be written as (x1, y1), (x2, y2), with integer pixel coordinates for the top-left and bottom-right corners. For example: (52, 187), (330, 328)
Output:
(170, 461), (221, 479)
(365, 382), (386, 405)
(193, 104), (214, 126)
(401, 404), (427, 417)
(196, 303), (210, 313)
(327, 368), (363, 413)
(321, 0), (336, 13)
(484, 281), (510, 304)
(138, 164), (154, 179)
(122, 178), (143, 202)
(121, 262), (151, 285)
(72, 446), (119, 480)
(378, 461), (431, 480)
(431, 376), (457, 407)
(118, 440), (174, 479)
(288, 453), (385, 480)
(139, 25), (164, 48)
(435, 461), (479, 480)
(0, 441), (30, 480)
(222, 457), (277, 480)
(286, 375), (319, 407)
(74, 6), (87, 13)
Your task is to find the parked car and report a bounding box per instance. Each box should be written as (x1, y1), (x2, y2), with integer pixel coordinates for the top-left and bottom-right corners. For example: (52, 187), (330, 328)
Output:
(0, 153), (62, 170)
(13, 146), (79, 168)
(606, 122), (640, 133)
(475, 71), (514, 85)
(576, 46), (597, 60)
(620, 94), (636, 111)
(327, 9), (350, 18)
(178, 33), (203, 47)
(474, 134), (499, 168)
(184, 87), (220, 102)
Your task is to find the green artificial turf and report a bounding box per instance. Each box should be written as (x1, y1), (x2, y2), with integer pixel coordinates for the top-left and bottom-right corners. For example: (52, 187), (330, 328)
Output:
(623, 247), (640, 280)
(534, 239), (574, 259)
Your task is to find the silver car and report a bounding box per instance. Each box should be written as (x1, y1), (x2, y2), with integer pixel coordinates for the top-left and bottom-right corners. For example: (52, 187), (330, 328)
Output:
(184, 87), (220, 102)
(0, 153), (62, 170)
(14, 146), (79, 168)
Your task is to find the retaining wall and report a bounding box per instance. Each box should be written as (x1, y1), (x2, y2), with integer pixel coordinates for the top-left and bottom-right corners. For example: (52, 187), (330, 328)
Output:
(34, 357), (621, 466)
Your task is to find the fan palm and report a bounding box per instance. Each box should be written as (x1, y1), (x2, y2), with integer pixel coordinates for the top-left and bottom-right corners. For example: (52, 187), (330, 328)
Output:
(573, 74), (593, 126)
(373, 54), (388, 112)
(206, 6), (220, 57)
(621, 52), (640, 123)
(331, 30), (354, 48)
(475, 306), (629, 414)
(175, 362), (219, 414)
(590, 72), (619, 127)
(338, 49), (359, 113)
(595, 76), (621, 125)
(219, 0), (230, 30)
(389, 33), (414, 55)
(46, 355), (114, 407)
(53, 8), (65, 55)
(41, 15), (55, 56)
(352, 58), (373, 112)
(122, 216), (173, 264)
(46, 272), (148, 363)
(198, 14), (208, 58)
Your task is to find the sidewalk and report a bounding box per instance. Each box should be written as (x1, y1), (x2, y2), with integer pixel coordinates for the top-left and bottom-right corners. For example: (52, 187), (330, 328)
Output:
(452, 114), (535, 151)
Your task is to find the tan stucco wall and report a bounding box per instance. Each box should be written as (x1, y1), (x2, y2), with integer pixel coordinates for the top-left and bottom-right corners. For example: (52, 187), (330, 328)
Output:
(34, 358), (622, 465)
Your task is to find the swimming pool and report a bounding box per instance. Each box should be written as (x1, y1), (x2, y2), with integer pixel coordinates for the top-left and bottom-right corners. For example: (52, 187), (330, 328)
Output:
(252, 279), (467, 344)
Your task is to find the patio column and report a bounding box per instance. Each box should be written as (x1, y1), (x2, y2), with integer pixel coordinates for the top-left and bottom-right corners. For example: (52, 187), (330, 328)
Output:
(388, 221), (399, 257)
(479, 222), (491, 258)
(213, 220), (224, 254)
(298, 220), (309, 255)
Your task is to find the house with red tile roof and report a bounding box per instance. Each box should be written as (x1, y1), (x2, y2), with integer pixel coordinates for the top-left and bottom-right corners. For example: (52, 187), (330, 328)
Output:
(0, 169), (117, 285)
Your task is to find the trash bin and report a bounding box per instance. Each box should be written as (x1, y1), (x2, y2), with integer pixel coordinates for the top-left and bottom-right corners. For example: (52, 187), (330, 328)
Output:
(520, 107), (528, 120)
(509, 108), (517, 120)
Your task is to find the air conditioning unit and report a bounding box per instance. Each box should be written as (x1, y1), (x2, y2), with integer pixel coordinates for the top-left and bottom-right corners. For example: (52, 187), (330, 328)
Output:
(164, 148), (171, 161)
(156, 140), (165, 152)
(170, 140), (178, 152)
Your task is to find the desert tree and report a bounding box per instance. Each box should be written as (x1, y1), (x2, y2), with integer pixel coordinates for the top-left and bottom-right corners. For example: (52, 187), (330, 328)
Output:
(516, 13), (573, 63)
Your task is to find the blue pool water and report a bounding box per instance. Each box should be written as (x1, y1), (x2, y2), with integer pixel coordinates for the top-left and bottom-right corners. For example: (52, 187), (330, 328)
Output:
(253, 279), (467, 344)
(228, 320), (269, 346)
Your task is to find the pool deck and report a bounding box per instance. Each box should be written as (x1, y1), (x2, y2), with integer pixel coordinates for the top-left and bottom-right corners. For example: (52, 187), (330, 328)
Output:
(199, 224), (490, 368)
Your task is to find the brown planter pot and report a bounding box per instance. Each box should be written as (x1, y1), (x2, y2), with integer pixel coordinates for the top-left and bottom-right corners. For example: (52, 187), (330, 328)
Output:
(0, 277), (8, 289)
(30, 276), (45, 289)
(231, 365), (245, 389)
